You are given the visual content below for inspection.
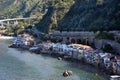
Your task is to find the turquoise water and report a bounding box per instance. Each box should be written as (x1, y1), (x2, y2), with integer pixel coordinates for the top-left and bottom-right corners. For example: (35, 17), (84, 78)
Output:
(0, 40), (105, 80)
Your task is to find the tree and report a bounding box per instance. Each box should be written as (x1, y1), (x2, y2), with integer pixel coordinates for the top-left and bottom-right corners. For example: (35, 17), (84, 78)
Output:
(103, 44), (113, 53)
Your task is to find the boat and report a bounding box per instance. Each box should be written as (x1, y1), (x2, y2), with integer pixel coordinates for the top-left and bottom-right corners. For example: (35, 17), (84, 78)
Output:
(110, 75), (120, 80)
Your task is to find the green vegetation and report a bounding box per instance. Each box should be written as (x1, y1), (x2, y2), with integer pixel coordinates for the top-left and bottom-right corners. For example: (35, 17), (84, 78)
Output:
(58, 0), (120, 31)
(0, 21), (30, 36)
(0, 0), (44, 19)
(36, 0), (74, 33)
(0, 0), (74, 34)
(103, 44), (114, 53)
(0, 0), (120, 34)
(41, 36), (63, 43)
(116, 39), (120, 44)
(96, 32), (114, 40)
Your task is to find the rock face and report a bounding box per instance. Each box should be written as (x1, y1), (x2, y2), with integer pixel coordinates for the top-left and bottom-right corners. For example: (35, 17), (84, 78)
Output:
(58, 0), (120, 31)
(63, 70), (72, 77)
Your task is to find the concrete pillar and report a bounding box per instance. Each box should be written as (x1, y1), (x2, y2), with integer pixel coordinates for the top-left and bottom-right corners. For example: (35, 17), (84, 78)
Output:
(1, 23), (4, 27)
(28, 19), (31, 25)
(14, 20), (18, 25)
(76, 38), (79, 44)
(75, 38), (77, 43)
(85, 38), (88, 44)
(114, 36), (117, 42)
(69, 37), (72, 43)
(7, 21), (10, 25)
(0, 22), (5, 29)
(62, 37), (66, 44)
(81, 38), (84, 43)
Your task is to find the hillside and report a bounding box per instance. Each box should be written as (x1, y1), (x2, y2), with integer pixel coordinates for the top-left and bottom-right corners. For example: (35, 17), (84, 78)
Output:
(36, 0), (74, 33)
(0, 0), (74, 19)
(0, 0), (74, 33)
(0, 0), (41, 18)
(58, 0), (120, 31)
(0, 0), (120, 34)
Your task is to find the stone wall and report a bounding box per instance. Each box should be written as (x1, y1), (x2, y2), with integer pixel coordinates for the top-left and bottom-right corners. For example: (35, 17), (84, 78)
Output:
(94, 39), (120, 55)
(52, 31), (95, 44)
(53, 31), (95, 37)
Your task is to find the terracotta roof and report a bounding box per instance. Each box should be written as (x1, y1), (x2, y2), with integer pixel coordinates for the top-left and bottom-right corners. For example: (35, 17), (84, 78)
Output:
(107, 55), (115, 58)
(69, 44), (92, 49)
(117, 57), (120, 61)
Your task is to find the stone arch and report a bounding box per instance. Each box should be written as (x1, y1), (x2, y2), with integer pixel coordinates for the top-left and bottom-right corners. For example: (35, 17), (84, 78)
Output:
(71, 38), (76, 43)
(103, 43), (114, 53)
(77, 39), (82, 44)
